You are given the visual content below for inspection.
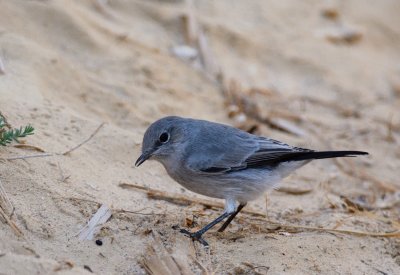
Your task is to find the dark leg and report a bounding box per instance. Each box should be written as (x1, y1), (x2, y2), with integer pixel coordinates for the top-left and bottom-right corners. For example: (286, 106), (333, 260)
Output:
(179, 211), (231, 246)
(217, 203), (247, 232)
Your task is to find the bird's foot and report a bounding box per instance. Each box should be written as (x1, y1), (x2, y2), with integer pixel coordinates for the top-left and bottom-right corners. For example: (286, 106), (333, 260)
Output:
(179, 228), (209, 247)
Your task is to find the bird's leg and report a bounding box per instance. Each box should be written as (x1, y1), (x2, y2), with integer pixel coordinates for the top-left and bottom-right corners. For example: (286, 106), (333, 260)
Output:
(217, 203), (247, 232)
(179, 211), (231, 246)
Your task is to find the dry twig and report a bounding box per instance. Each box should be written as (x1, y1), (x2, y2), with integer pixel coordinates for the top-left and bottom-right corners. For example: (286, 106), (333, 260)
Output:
(119, 182), (266, 218)
(5, 122), (105, 160)
(249, 219), (400, 238)
(0, 207), (23, 237)
(55, 196), (161, 217)
(12, 144), (45, 152)
(78, 204), (112, 241)
(0, 179), (23, 237)
(5, 153), (54, 161)
(63, 122), (105, 155)
(276, 186), (313, 195)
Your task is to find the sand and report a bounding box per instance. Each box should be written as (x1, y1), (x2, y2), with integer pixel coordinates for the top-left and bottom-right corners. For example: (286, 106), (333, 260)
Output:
(0, 0), (399, 274)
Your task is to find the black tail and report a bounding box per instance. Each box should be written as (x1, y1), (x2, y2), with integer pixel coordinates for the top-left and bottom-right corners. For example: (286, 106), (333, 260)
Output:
(279, 150), (368, 162)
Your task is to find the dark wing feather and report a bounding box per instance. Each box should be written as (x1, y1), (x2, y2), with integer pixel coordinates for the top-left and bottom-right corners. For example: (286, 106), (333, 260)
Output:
(188, 128), (306, 173)
(245, 150), (368, 168)
(184, 119), (368, 174)
(244, 143), (312, 168)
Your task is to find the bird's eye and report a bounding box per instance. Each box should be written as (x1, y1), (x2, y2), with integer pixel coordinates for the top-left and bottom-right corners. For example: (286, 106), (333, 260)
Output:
(159, 132), (169, 143)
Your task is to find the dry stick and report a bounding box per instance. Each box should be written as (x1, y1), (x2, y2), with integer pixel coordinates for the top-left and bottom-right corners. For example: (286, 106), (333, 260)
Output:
(120, 182), (225, 209)
(5, 122), (105, 161)
(276, 186), (312, 195)
(118, 182), (267, 218)
(114, 207), (157, 216)
(13, 144), (46, 152)
(5, 153), (55, 161)
(55, 196), (160, 216)
(0, 179), (23, 237)
(0, 206), (23, 237)
(254, 220), (400, 238)
(63, 122), (105, 155)
(78, 204), (112, 241)
(267, 117), (307, 137)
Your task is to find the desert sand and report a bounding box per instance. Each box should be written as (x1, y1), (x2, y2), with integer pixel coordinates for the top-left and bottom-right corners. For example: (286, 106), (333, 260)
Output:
(0, 0), (399, 274)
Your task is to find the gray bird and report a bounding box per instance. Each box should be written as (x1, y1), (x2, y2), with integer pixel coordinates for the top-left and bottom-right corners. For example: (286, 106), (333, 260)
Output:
(135, 116), (368, 246)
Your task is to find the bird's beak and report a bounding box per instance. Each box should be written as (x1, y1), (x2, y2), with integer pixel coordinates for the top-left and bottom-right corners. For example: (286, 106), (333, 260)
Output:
(135, 151), (152, 167)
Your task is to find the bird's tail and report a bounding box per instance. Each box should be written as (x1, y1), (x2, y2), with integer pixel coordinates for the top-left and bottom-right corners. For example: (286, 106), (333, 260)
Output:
(280, 151), (368, 162)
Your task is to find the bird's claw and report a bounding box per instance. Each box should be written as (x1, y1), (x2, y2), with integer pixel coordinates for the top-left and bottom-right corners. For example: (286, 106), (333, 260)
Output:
(178, 228), (209, 247)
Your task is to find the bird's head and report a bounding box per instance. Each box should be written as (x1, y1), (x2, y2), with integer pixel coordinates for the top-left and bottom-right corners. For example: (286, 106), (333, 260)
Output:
(135, 116), (186, 167)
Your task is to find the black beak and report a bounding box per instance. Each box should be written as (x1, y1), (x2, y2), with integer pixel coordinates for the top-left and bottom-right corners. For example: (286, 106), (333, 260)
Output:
(135, 151), (151, 167)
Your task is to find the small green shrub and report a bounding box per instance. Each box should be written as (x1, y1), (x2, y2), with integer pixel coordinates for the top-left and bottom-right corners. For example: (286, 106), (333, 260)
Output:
(0, 114), (34, 146)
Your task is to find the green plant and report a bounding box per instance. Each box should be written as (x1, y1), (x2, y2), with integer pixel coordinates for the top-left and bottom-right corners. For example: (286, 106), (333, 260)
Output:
(0, 115), (34, 146)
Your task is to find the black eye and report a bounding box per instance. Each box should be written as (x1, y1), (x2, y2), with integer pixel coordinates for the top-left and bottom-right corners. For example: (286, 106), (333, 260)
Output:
(159, 132), (169, 143)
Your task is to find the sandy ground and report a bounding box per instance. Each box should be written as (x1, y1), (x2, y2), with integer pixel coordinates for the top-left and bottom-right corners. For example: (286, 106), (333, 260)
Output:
(0, 0), (399, 274)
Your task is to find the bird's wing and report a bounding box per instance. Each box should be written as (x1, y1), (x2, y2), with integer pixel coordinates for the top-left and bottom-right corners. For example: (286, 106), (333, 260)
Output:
(184, 128), (259, 173)
(183, 121), (366, 174)
(243, 137), (312, 168)
(185, 124), (309, 174)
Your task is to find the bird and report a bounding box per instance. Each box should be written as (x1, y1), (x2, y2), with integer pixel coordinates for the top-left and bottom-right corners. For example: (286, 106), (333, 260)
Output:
(135, 116), (368, 246)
